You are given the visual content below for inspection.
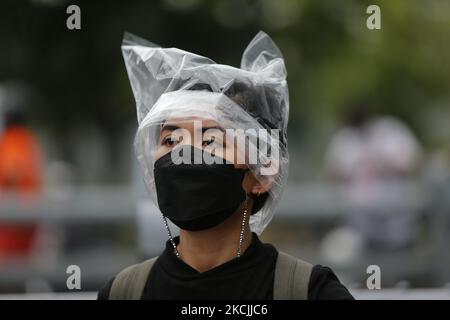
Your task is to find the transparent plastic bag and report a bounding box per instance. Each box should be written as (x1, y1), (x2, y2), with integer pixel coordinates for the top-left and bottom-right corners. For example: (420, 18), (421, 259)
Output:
(122, 31), (289, 235)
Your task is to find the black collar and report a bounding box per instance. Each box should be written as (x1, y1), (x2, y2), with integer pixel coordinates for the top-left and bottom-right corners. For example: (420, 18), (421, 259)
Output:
(159, 232), (264, 278)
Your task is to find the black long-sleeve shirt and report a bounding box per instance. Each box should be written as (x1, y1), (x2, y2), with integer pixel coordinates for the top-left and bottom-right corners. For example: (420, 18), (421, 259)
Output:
(98, 233), (354, 300)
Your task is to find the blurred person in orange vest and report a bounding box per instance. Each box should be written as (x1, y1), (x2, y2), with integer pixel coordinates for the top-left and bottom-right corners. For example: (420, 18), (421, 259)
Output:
(0, 110), (43, 261)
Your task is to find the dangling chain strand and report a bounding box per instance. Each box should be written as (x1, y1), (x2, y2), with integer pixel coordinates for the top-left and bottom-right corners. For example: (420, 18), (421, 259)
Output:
(163, 197), (249, 260)
(162, 215), (180, 258)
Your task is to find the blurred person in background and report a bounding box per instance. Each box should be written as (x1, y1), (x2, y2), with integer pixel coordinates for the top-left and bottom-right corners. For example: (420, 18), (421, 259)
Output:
(0, 109), (43, 262)
(323, 105), (423, 256)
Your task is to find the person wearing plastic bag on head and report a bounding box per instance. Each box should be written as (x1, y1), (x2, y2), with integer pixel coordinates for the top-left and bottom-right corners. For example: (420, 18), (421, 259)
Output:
(97, 31), (353, 300)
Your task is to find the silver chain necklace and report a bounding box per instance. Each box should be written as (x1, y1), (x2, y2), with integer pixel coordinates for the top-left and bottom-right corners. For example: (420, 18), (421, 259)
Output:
(236, 200), (248, 258)
(162, 198), (249, 260)
(162, 214), (180, 258)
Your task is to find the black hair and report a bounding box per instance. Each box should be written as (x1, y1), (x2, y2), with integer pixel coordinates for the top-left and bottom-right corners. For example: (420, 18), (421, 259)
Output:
(187, 81), (286, 146)
(187, 81), (281, 214)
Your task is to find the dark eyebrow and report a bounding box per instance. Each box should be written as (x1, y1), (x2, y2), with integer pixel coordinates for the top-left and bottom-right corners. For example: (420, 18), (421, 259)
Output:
(201, 126), (224, 133)
(160, 124), (224, 134)
(160, 124), (180, 133)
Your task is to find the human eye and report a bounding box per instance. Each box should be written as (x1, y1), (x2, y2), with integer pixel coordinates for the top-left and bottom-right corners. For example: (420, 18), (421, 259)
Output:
(202, 129), (224, 148)
(202, 136), (216, 147)
(161, 135), (180, 147)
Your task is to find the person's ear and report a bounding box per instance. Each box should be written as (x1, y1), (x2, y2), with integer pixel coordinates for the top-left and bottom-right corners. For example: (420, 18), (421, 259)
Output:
(246, 170), (276, 214)
(242, 169), (275, 197)
(249, 174), (275, 196)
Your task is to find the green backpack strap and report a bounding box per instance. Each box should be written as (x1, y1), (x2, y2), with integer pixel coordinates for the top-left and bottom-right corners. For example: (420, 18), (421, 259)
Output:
(273, 251), (313, 300)
(109, 256), (158, 300)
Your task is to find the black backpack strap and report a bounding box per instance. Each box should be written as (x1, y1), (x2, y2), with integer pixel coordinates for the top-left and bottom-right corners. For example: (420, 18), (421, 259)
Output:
(273, 251), (313, 300)
(109, 256), (158, 300)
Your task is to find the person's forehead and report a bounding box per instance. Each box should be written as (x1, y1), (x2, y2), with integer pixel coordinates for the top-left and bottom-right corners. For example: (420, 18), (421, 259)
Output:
(161, 117), (220, 130)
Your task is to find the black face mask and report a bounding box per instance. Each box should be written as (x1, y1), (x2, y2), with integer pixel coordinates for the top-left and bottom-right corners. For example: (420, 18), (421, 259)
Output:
(153, 145), (248, 231)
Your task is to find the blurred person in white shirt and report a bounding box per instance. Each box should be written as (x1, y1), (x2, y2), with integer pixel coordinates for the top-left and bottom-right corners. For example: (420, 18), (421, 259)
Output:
(324, 105), (423, 252)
